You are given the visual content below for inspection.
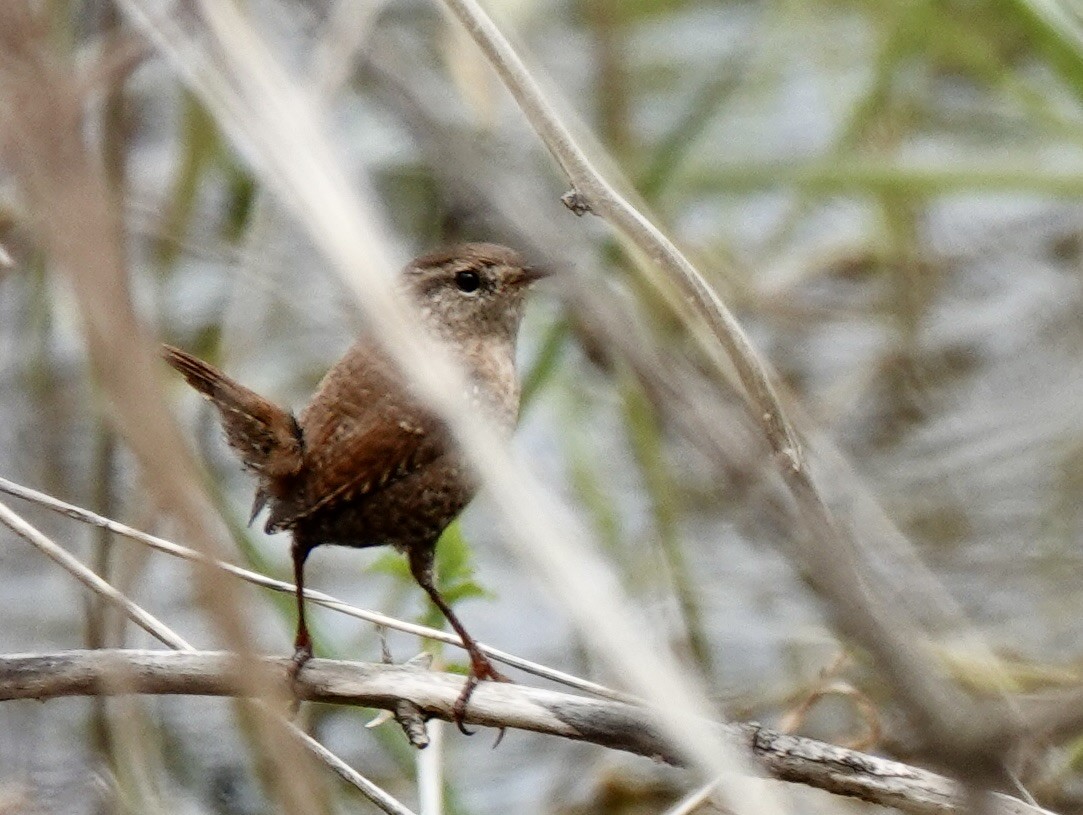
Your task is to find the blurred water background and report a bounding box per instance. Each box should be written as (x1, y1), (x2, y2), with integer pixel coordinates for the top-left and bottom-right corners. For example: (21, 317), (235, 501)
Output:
(3, 0), (1083, 812)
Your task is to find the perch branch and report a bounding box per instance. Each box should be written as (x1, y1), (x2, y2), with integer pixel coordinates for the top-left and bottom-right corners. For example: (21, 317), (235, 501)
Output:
(0, 649), (1055, 815)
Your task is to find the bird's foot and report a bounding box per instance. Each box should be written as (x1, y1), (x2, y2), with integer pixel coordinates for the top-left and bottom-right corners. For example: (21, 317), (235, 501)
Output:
(287, 642), (314, 717)
(472, 653), (512, 685)
(451, 653), (512, 737)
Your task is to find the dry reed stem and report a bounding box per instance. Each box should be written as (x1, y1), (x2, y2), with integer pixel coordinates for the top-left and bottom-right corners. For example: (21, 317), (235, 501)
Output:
(0, 5), (331, 811)
(0, 502), (193, 651)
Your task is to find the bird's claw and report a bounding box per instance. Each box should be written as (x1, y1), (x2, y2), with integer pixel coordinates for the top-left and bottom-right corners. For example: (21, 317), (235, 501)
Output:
(287, 642), (314, 717)
(452, 656), (512, 736)
(289, 641), (313, 680)
(452, 674), (481, 735)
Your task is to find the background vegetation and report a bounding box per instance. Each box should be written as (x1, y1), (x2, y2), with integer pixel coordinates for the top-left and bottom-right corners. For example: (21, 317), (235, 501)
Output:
(3, 0), (1083, 813)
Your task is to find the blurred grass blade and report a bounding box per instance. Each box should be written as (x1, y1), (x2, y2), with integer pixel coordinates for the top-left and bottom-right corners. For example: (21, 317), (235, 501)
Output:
(1002, 0), (1083, 101)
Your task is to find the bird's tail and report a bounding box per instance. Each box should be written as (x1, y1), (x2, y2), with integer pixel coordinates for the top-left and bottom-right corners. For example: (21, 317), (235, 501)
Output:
(162, 345), (304, 489)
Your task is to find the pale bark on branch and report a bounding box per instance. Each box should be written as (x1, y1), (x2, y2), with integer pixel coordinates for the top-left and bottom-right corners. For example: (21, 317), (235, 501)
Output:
(0, 649), (1052, 815)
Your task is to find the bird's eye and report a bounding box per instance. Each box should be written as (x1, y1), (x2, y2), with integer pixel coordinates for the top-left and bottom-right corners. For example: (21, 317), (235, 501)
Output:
(454, 270), (481, 293)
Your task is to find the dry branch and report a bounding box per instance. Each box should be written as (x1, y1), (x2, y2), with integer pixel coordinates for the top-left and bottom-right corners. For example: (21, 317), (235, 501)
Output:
(0, 7), (337, 811)
(0, 649), (1053, 815)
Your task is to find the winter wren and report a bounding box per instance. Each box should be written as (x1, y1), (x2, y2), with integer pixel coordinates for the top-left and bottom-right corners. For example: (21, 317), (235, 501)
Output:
(163, 243), (544, 730)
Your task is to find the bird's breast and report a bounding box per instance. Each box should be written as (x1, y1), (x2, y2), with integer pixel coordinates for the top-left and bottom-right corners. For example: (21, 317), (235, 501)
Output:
(460, 338), (520, 432)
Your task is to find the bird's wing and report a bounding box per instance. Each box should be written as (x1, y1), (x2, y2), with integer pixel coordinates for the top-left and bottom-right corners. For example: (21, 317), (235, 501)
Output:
(266, 344), (450, 530)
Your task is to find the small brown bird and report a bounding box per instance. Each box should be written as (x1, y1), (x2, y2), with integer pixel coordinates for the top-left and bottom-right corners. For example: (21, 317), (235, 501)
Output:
(163, 243), (543, 730)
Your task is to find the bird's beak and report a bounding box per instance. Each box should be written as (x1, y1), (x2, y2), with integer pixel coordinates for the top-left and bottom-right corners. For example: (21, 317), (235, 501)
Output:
(514, 264), (550, 286)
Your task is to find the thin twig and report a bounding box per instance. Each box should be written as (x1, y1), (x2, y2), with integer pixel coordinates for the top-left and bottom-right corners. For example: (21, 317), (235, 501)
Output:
(0, 503), (415, 815)
(0, 501), (193, 651)
(438, 0), (802, 470)
(0, 475), (634, 703)
(291, 728), (416, 815)
(663, 781), (717, 815)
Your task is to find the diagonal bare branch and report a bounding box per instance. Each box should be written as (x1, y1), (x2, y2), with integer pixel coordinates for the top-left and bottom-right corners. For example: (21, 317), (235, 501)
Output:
(0, 501), (415, 815)
(0, 501), (193, 651)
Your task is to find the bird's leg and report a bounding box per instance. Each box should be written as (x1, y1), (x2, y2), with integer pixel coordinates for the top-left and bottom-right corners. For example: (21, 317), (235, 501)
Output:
(290, 540), (314, 682)
(408, 546), (510, 735)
